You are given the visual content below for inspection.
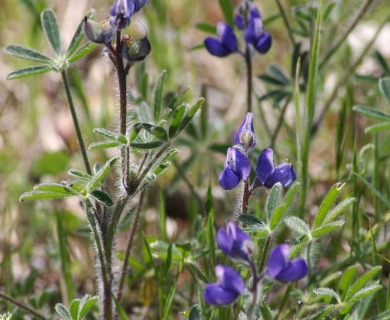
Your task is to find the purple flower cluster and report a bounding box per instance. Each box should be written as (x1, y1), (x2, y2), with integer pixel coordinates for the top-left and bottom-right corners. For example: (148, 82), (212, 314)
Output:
(204, 223), (309, 305)
(110, 0), (148, 29)
(219, 112), (296, 191)
(204, 1), (272, 57)
(84, 0), (149, 45)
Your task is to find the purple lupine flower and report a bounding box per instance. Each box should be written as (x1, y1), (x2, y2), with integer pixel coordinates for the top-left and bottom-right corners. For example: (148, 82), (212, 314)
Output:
(110, 0), (148, 29)
(204, 22), (238, 57)
(204, 265), (245, 305)
(217, 222), (254, 262)
(233, 112), (256, 149)
(244, 17), (272, 54)
(235, 2), (261, 30)
(267, 244), (309, 282)
(256, 148), (296, 188)
(219, 147), (251, 190)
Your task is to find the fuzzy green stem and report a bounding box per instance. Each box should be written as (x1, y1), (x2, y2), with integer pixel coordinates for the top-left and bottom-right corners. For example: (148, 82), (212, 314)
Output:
(247, 259), (260, 320)
(0, 292), (48, 320)
(275, 0), (296, 46)
(114, 29), (131, 189)
(117, 190), (146, 303)
(275, 283), (293, 320)
(306, 241), (312, 276)
(86, 202), (111, 320)
(61, 70), (91, 175)
(258, 236), (272, 274)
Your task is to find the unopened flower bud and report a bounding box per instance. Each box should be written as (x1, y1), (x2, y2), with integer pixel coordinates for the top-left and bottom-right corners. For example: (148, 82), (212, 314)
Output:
(233, 112), (256, 149)
(83, 18), (115, 44)
(121, 35), (151, 63)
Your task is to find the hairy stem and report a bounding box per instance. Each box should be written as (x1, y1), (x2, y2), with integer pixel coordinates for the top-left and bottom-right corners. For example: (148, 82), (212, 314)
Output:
(241, 179), (251, 214)
(247, 259), (260, 320)
(86, 202), (111, 320)
(61, 70), (91, 175)
(117, 190), (146, 303)
(0, 292), (48, 320)
(258, 236), (271, 274)
(114, 29), (131, 189)
(275, 283), (293, 320)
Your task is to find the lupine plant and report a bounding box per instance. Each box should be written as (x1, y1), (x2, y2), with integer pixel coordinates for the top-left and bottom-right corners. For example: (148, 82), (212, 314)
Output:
(1, 0), (390, 319)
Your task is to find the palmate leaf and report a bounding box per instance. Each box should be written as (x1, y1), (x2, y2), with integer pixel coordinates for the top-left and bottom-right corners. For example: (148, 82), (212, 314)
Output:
(353, 105), (390, 120)
(66, 9), (95, 59)
(89, 141), (122, 150)
(188, 304), (202, 320)
(55, 303), (71, 320)
(345, 266), (382, 301)
(19, 190), (75, 201)
(341, 284), (382, 315)
(153, 70), (167, 121)
(87, 157), (118, 191)
(89, 190), (114, 207)
(314, 287), (341, 303)
(365, 122), (390, 133)
(265, 182), (282, 220)
(78, 295), (98, 319)
(4, 45), (53, 63)
(195, 23), (216, 34)
(67, 43), (97, 64)
(313, 183), (344, 228)
(284, 216), (310, 236)
(7, 65), (53, 80)
(379, 77), (390, 105)
(41, 9), (62, 55)
(141, 123), (168, 141)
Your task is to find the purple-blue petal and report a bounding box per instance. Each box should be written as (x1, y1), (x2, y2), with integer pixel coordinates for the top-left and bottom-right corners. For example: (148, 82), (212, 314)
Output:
(203, 284), (240, 305)
(204, 37), (231, 57)
(266, 244), (289, 278)
(254, 32), (272, 54)
(256, 148), (275, 185)
(264, 163), (296, 188)
(217, 228), (234, 255)
(249, 5), (261, 21)
(234, 14), (245, 30)
(218, 22), (238, 53)
(244, 19), (258, 45)
(218, 167), (240, 190)
(233, 149), (251, 180)
(216, 265), (245, 295)
(275, 258), (309, 282)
